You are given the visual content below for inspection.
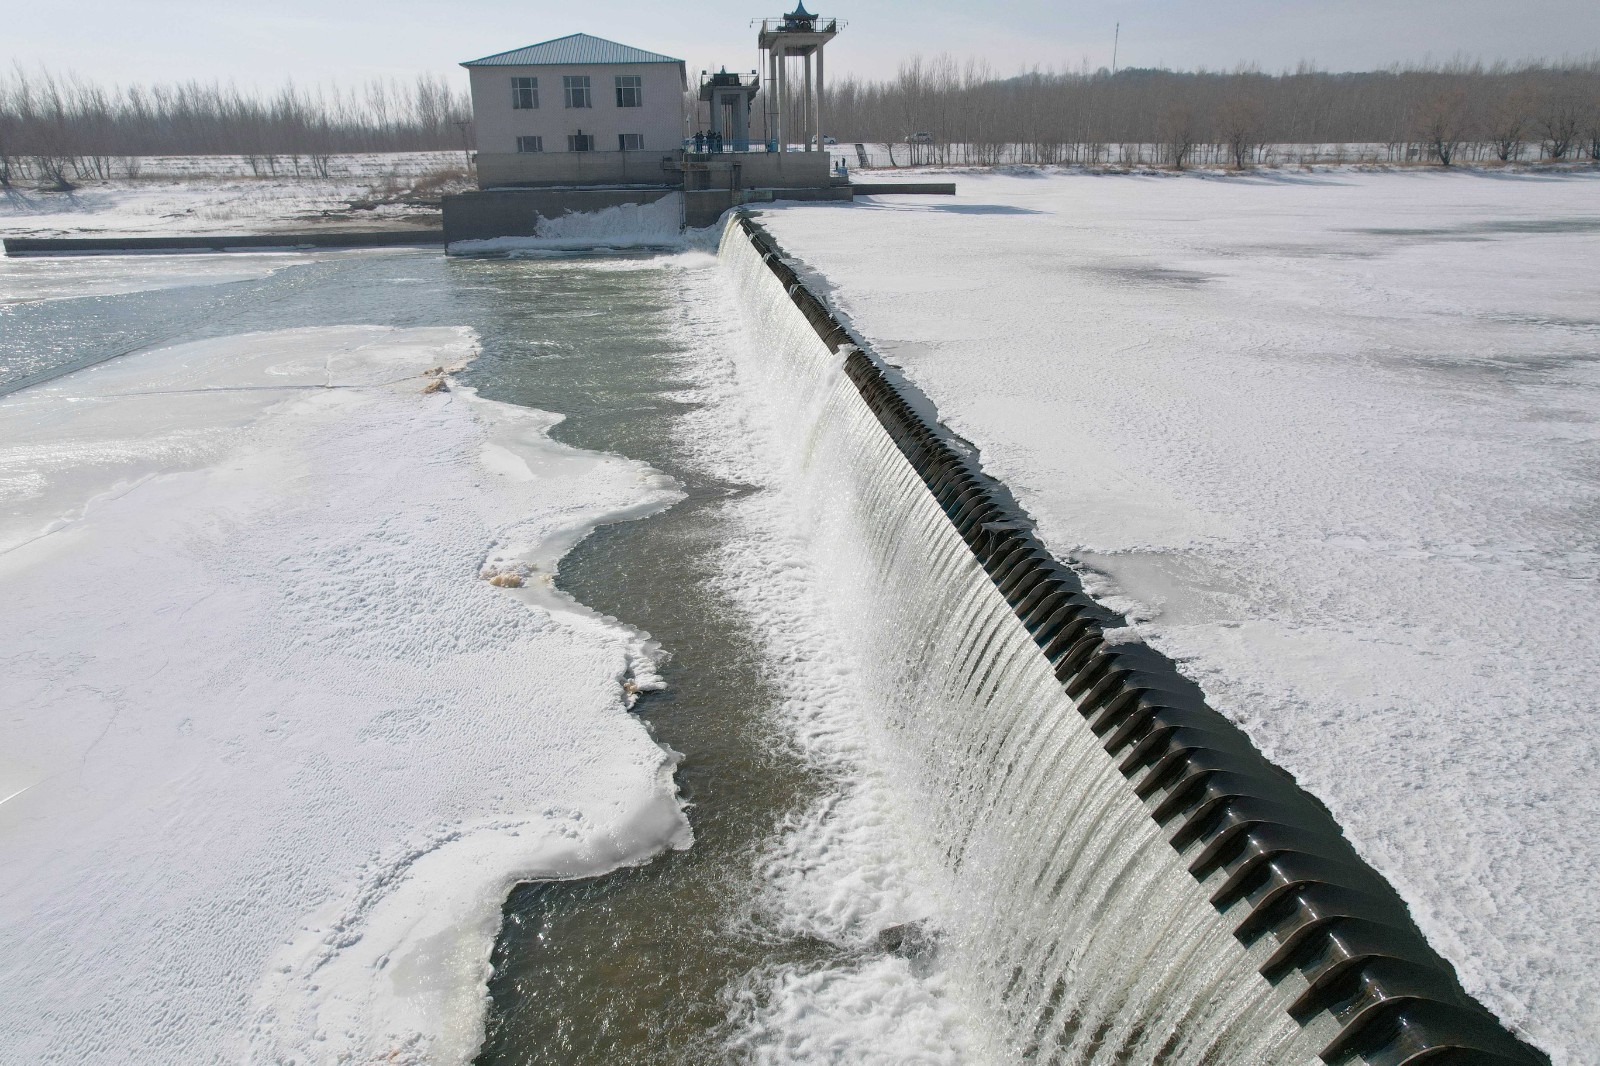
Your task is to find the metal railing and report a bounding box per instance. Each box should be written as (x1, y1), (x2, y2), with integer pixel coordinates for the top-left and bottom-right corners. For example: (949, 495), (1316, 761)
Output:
(752, 17), (843, 34)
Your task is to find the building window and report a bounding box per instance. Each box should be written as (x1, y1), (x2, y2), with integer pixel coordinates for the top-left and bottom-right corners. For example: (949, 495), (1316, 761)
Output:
(511, 77), (538, 109)
(618, 133), (643, 151)
(615, 76), (642, 108)
(516, 136), (543, 153)
(563, 76), (591, 108)
(567, 133), (595, 152)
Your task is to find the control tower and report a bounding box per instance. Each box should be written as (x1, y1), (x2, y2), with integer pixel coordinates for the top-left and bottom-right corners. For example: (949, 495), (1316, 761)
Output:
(700, 68), (761, 153)
(757, 4), (840, 153)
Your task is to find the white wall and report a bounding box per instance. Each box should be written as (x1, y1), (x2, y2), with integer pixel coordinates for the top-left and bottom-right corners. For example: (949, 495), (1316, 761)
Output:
(469, 63), (686, 155)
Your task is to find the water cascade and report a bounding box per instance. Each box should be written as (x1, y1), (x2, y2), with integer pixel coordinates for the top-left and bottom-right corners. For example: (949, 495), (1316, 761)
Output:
(715, 215), (1546, 1066)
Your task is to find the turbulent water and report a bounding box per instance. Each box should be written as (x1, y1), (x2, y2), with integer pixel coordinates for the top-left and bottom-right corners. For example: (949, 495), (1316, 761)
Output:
(716, 224), (1335, 1063)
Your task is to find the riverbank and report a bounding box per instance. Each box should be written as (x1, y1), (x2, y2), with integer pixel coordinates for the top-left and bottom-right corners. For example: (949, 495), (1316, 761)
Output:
(0, 152), (464, 240)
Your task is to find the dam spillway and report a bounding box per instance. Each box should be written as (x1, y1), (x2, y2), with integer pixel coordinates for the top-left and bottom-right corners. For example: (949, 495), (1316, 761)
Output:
(712, 214), (1546, 1065)
(0, 195), (1575, 1063)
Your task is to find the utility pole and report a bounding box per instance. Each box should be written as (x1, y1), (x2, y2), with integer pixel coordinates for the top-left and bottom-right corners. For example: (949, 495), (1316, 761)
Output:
(1112, 23), (1120, 76)
(455, 119), (473, 173)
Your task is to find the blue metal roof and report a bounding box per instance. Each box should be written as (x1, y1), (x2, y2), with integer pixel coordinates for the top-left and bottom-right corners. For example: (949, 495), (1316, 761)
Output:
(462, 33), (683, 67)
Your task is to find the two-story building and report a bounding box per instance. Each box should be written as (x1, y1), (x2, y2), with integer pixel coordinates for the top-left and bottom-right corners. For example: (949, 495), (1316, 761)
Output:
(445, 20), (854, 240)
(463, 33), (687, 188)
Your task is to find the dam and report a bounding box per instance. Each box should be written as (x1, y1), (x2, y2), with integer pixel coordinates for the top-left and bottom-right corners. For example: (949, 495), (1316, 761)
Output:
(469, 215), (1549, 1065)
(0, 202), (1563, 1064)
(4, 1), (1596, 1059)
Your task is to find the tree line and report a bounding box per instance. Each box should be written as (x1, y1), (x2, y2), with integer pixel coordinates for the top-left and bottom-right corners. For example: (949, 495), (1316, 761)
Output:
(6, 58), (1600, 188)
(0, 68), (471, 188)
(823, 58), (1600, 168)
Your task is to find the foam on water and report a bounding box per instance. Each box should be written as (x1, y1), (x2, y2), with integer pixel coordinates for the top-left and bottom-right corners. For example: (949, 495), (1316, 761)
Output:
(447, 194), (686, 255)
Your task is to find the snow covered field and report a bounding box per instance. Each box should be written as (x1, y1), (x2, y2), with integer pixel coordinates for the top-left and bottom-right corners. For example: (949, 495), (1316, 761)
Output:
(0, 274), (687, 1061)
(1, 153), (461, 239)
(757, 169), (1600, 1063)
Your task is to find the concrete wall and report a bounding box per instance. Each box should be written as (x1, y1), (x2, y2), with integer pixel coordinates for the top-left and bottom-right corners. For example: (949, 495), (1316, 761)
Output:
(477, 145), (832, 192)
(476, 150), (682, 189)
(469, 63), (686, 156)
(442, 188), (680, 243)
(4, 230), (444, 255)
(720, 151), (831, 188)
(683, 185), (850, 228)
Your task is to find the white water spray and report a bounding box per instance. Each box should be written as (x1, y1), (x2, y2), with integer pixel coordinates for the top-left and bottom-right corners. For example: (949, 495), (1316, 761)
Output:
(717, 223), (1336, 1063)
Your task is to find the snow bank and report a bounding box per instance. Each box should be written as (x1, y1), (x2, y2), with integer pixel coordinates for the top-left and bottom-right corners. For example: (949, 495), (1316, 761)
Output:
(447, 194), (684, 255)
(755, 169), (1600, 1063)
(0, 325), (688, 1063)
(0, 175), (437, 239)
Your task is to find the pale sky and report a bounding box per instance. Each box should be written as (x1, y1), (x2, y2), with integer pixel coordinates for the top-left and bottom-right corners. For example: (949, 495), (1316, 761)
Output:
(5, 0), (1598, 91)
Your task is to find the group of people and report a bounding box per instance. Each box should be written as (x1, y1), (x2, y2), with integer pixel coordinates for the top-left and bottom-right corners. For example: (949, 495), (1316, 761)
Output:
(692, 130), (726, 153)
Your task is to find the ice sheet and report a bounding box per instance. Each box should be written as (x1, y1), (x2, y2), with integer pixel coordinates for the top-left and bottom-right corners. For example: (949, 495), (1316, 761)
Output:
(0, 249), (384, 305)
(0, 325), (687, 1063)
(757, 170), (1600, 1063)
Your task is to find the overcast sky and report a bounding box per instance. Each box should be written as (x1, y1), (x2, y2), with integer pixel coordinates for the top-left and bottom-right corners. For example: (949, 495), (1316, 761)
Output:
(6, 0), (1599, 90)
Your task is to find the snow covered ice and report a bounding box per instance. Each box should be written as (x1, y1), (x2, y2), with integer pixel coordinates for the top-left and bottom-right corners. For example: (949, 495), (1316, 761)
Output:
(0, 249), (390, 306)
(0, 152), (460, 239)
(756, 168), (1600, 1064)
(0, 318), (687, 1063)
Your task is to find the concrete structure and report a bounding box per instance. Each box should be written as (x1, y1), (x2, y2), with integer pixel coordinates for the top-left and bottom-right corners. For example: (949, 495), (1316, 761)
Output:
(758, 4), (839, 152)
(463, 33), (686, 168)
(475, 152), (675, 190)
(443, 187), (680, 243)
(699, 70), (760, 153)
(442, 16), (949, 242)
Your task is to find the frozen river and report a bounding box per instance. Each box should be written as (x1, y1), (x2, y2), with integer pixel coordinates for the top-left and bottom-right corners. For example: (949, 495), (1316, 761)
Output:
(758, 168), (1600, 1063)
(6, 166), (1595, 1064)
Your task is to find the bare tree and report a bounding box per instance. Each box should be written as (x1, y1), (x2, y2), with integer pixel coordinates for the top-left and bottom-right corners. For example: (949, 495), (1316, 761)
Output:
(1484, 85), (1535, 161)
(0, 65), (472, 181)
(1158, 103), (1201, 169)
(1216, 95), (1264, 168)
(0, 98), (15, 187)
(1585, 90), (1600, 161)
(894, 55), (927, 166)
(825, 58), (1600, 170)
(1414, 88), (1470, 165)
(1537, 88), (1583, 159)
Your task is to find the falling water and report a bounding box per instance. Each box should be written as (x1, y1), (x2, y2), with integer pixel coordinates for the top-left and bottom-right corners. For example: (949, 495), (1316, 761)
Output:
(716, 222), (1338, 1064)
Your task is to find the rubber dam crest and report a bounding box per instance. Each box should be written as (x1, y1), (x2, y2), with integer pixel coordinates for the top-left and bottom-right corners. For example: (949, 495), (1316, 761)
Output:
(717, 212), (1547, 1066)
